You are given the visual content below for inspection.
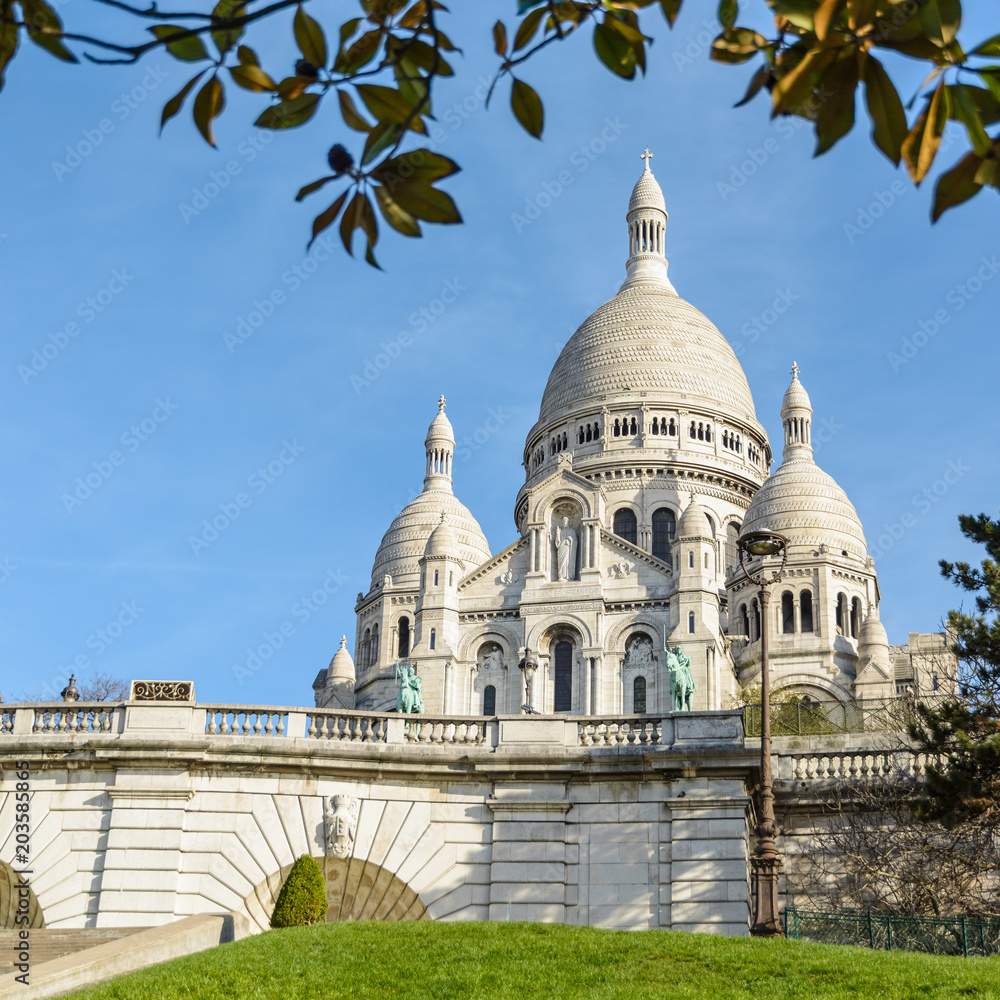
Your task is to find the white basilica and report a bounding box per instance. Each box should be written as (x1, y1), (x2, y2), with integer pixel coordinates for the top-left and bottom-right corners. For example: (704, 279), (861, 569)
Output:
(313, 155), (951, 717)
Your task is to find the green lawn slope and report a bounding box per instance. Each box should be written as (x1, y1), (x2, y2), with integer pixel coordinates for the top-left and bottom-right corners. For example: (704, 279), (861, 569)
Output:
(63, 921), (1000, 1000)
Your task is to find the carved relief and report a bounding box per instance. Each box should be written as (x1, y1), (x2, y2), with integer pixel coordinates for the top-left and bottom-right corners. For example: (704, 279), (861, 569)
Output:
(497, 567), (518, 585)
(608, 562), (632, 580)
(325, 794), (359, 859)
(477, 642), (505, 673)
(130, 680), (194, 702)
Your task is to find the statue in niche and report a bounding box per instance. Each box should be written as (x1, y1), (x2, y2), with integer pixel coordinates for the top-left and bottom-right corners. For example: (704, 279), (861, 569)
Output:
(326, 794), (359, 859)
(479, 646), (504, 673)
(665, 645), (695, 712)
(552, 516), (578, 582)
(624, 635), (653, 668)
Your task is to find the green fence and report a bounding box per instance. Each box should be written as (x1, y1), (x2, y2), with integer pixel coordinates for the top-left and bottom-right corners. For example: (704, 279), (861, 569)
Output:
(784, 907), (1000, 957)
(743, 698), (914, 737)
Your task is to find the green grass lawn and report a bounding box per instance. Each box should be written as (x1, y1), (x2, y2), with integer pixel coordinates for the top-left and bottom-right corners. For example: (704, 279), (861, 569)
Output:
(63, 921), (1000, 1000)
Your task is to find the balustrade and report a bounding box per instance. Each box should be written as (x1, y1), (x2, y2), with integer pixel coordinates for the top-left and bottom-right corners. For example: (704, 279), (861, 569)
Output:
(578, 717), (663, 747)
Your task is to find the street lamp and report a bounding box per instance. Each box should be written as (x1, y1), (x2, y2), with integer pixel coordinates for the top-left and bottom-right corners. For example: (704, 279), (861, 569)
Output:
(60, 675), (80, 703)
(737, 529), (788, 938)
(517, 647), (539, 714)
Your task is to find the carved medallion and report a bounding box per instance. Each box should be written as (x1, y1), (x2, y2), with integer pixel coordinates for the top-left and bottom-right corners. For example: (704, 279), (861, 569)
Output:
(325, 794), (359, 859)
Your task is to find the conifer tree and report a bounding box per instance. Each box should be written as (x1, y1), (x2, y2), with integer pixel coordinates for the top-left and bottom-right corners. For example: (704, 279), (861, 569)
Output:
(270, 854), (328, 928)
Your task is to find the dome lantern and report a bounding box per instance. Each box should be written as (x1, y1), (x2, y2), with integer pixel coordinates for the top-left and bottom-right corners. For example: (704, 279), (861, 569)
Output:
(424, 394), (455, 493)
(781, 362), (813, 462)
(623, 148), (671, 289)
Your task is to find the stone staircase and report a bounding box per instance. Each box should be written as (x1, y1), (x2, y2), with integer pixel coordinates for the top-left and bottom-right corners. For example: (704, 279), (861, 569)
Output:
(0, 929), (140, 975)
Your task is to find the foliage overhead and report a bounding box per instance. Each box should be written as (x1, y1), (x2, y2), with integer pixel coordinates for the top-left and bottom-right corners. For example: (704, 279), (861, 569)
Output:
(269, 853), (327, 928)
(1, 0), (999, 263)
(909, 512), (1000, 828)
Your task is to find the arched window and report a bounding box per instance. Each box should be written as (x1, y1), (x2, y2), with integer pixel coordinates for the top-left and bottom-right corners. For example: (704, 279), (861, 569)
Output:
(363, 627), (371, 669)
(554, 641), (572, 713)
(483, 685), (496, 716)
(371, 624), (379, 666)
(594, 422), (600, 439)
(689, 421), (696, 439)
(633, 676), (647, 714)
(725, 523), (739, 576)
(800, 590), (814, 633)
(398, 616), (410, 658)
(651, 507), (675, 562)
(740, 604), (750, 640)
(752, 598), (760, 641)
(697, 422), (704, 441)
(668, 419), (675, 436)
(433, 570), (439, 586)
(630, 417), (637, 435)
(851, 597), (863, 639)
(578, 427), (584, 444)
(705, 425), (712, 442)
(688, 612), (695, 634)
(836, 593), (848, 635)
(781, 592), (795, 634)
(430, 628), (436, 650)
(651, 418), (659, 435)
(613, 508), (637, 544)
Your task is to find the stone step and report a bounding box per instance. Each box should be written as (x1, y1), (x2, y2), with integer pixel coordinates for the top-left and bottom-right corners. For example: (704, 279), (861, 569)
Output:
(0, 928), (141, 975)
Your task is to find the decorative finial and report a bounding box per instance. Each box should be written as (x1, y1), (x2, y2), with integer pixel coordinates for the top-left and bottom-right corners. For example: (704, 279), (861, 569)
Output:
(640, 147), (654, 172)
(790, 361), (800, 379)
(437, 394), (446, 412)
(340, 635), (347, 647)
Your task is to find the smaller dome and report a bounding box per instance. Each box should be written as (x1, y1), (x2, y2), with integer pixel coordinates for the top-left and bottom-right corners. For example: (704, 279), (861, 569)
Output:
(781, 363), (812, 415)
(425, 394), (454, 445)
(628, 170), (666, 215)
(858, 607), (889, 650)
(424, 514), (459, 558)
(328, 636), (355, 680)
(677, 499), (711, 538)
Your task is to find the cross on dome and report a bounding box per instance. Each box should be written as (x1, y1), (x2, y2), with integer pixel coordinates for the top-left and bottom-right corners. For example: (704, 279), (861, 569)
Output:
(790, 362), (800, 379)
(437, 394), (446, 412)
(640, 148), (654, 171)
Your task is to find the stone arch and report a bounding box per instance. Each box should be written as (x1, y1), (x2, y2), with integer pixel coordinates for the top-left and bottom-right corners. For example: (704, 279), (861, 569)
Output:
(239, 856), (427, 933)
(528, 487), (595, 524)
(526, 614), (593, 651)
(0, 860), (44, 929)
(607, 613), (664, 655)
(455, 622), (521, 663)
(772, 672), (854, 704)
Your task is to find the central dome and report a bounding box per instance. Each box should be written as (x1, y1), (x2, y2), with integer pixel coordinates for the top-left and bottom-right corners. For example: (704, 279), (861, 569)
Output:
(538, 282), (758, 426)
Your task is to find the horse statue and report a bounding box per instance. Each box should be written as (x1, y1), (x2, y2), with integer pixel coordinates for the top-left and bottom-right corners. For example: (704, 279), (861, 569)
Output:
(395, 659), (425, 714)
(664, 634), (696, 712)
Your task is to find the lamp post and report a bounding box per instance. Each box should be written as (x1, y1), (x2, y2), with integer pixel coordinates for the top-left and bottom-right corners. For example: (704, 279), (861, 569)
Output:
(60, 675), (80, 703)
(518, 647), (538, 714)
(737, 529), (788, 938)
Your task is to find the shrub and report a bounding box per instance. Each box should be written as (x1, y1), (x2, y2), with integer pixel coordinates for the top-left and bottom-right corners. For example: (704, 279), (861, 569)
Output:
(270, 854), (327, 928)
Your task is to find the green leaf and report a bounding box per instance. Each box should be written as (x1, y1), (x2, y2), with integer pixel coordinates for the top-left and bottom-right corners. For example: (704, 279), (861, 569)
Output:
(949, 84), (992, 156)
(374, 149), (460, 184)
(932, 151), (983, 222)
(920, 0), (961, 47)
(718, 0), (737, 31)
(294, 5), (327, 68)
(296, 175), (338, 202)
(338, 89), (371, 132)
(337, 29), (380, 74)
(863, 55), (907, 166)
(771, 47), (835, 115)
(211, 0), (244, 57)
(0, 18), (19, 91)
(307, 190), (347, 248)
(902, 78), (948, 184)
(361, 121), (403, 166)
(963, 83), (1000, 125)
(255, 93), (320, 129)
(770, 0), (816, 32)
(387, 180), (462, 224)
(711, 29), (765, 65)
(192, 75), (224, 147)
(657, 0), (683, 27)
(734, 64), (770, 107)
(160, 70), (207, 132)
(813, 50), (859, 156)
(972, 34), (1000, 57)
(355, 84), (426, 132)
(513, 7), (545, 52)
(237, 44), (258, 65)
(814, 0), (845, 41)
(493, 20), (507, 57)
(974, 153), (1000, 188)
(21, 0), (76, 62)
(149, 25), (209, 62)
(339, 191), (376, 257)
(978, 67), (1000, 104)
(229, 63), (277, 92)
(374, 184), (422, 237)
(594, 20), (636, 79)
(510, 77), (544, 138)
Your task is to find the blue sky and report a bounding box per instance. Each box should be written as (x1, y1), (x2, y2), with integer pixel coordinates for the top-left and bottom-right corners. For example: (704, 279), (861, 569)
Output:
(0, 2), (996, 707)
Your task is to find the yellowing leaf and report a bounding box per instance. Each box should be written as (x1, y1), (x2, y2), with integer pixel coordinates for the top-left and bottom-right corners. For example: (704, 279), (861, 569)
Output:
(338, 89), (371, 132)
(374, 185), (422, 237)
(510, 77), (544, 138)
(160, 70), (207, 132)
(932, 151), (983, 222)
(149, 24), (209, 62)
(255, 92), (320, 129)
(902, 78), (948, 184)
(493, 20), (507, 57)
(308, 190), (347, 248)
(229, 64), (277, 92)
(294, 5), (327, 68)
(389, 180), (462, 224)
(193, 75), (224, 147)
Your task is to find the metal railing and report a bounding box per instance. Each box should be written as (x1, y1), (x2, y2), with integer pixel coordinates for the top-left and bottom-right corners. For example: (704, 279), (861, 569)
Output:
(784, 906), (1000, 957)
